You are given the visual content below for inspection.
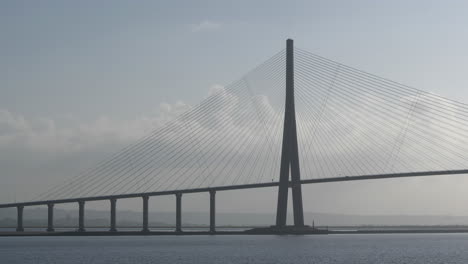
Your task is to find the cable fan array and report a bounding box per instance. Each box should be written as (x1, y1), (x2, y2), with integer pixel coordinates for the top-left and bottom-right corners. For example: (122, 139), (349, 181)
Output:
(294, 48), (468, 179)
(36, 51), (287, 201)
(34, 47), (468, 202)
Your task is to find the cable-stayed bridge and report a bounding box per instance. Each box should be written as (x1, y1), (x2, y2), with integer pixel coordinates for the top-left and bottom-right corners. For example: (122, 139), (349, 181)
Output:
(2, 39), (468, 234)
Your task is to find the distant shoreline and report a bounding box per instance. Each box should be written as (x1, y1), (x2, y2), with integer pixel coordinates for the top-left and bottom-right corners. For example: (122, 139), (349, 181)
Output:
(3, 224), (468, 228)
(3, 227), (468, 237)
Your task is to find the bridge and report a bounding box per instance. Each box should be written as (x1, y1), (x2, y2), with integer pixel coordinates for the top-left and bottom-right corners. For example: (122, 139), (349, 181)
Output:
(2, 39), (468, 234)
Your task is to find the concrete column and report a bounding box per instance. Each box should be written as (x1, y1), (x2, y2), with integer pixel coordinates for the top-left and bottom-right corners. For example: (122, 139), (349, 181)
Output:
(110, 198), (117, 232)
(16, 206), (24, 232)
(176, 193), (182, 232)
(142, 196), (149, 232)
(47, 204), (55, 232)
(78, 201), (85, 232)
(210, 190), (216, 233)
(276, 38), (305, 227)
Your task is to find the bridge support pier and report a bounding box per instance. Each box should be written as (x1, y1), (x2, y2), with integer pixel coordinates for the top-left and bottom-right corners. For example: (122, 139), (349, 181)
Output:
(142, 196), (149, 233)
(16, 205), (24, 232)
(47, 204), (55, 232)
(176, 193), (182, 233)
(78, 201), (85, 232)
(210, 190), (216, 233)
(110, 198), (117, 232)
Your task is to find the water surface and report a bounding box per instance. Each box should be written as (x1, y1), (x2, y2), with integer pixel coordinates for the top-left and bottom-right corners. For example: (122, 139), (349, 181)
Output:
(1, 234), (467, 263)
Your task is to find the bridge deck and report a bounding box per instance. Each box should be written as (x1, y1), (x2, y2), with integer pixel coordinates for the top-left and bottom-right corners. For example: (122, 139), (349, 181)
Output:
(1, 169), (467, 209)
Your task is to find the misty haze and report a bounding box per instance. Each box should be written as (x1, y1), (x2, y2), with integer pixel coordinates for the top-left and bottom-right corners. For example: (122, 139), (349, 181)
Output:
(2, 1), (468, 264)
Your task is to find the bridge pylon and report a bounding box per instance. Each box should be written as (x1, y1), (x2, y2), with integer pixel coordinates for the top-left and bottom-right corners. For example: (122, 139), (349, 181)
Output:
(275, 39), (305, 227)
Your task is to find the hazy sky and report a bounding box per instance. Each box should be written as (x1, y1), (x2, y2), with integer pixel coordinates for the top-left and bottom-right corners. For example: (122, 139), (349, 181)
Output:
(2, 0), (468, 221)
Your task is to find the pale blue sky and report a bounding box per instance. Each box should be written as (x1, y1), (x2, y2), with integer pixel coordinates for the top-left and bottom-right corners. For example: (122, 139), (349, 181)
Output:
(2, 0), (468, 120)
(2, 0), (468, 216)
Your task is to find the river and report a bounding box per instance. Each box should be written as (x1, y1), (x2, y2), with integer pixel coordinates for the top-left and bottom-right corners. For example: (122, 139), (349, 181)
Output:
(1, 234), (468, 263)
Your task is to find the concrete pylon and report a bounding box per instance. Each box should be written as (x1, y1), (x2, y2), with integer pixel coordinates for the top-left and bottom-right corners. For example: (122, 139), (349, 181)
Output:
(275, 39), (305, 227)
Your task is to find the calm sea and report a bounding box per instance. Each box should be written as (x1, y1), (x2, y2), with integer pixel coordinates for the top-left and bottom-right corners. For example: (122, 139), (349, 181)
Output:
(1, 234), (468, 264)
